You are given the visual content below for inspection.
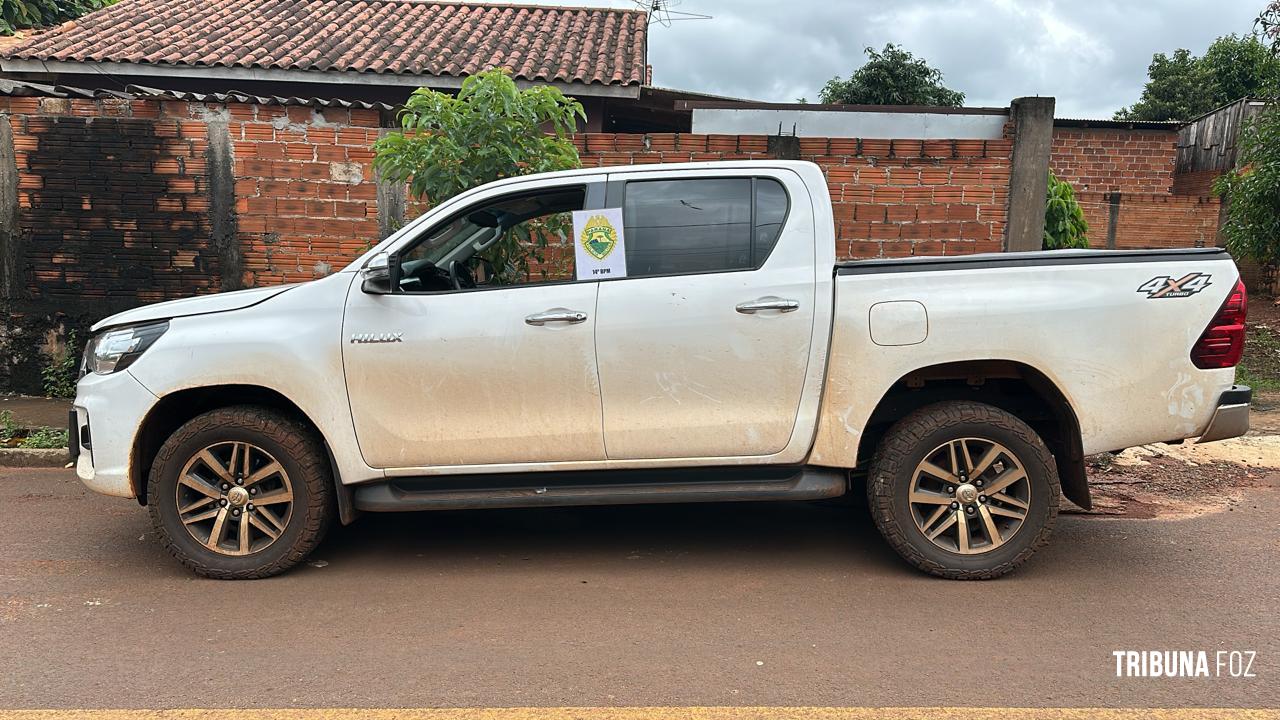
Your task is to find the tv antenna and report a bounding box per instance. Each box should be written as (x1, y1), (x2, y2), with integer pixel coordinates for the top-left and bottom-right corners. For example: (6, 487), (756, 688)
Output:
(634, 0), (712, 28)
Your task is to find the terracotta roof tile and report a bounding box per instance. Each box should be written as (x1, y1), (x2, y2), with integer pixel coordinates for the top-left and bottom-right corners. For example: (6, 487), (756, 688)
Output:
(3, 0), (648, 87)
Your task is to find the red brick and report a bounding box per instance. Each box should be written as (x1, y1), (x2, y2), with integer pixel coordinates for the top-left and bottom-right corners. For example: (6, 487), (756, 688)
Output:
(873, 187), (905, 203)
(677, 135), (708, 152)
(916, 204), (948, 221)
(892, 140), (923, 158)
(869, 223), (901, 240)
(860, 139), (891, 157)
(886, 205), (916, 222)
(285, 143), (315, 161)
(253, 142), (286, 159)
(246, 198), (276, 214)
(842, 240), (882, 259)
(242, 123), (274, 141)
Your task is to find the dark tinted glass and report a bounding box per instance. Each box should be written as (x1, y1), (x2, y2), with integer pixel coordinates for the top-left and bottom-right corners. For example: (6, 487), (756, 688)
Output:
(753, 179), (788, 262)
(621, 177), (791, 277)
(623, 178), (753, 276)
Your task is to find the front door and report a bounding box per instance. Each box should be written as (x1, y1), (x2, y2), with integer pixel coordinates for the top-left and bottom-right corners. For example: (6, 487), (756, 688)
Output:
(342, 181), (606, 469)
(594, 170), (818, 460)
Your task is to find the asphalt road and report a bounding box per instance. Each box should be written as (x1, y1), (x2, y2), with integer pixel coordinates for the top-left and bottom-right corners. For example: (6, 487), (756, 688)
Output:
(1, 468), (1277, 710)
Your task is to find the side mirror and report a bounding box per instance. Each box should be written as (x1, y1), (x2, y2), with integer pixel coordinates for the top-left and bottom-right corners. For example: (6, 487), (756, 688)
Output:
(361, 252), (396, 294)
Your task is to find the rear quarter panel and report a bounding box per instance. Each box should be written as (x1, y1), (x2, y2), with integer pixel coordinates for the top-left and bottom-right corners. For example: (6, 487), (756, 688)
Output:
(810, 255), (1240, 467)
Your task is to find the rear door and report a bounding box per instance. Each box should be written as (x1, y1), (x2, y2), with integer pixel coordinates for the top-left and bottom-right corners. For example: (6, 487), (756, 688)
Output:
(594, 168), (818, 460)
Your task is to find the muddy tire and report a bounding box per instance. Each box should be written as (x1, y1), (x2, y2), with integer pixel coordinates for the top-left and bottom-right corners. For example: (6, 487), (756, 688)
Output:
(147, 406), (334, 579)
(866, 401), (1059, 580)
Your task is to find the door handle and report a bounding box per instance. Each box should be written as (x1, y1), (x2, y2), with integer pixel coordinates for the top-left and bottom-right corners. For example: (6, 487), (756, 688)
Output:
(736, 297), (800, 314)
(525, 309), (589, 326)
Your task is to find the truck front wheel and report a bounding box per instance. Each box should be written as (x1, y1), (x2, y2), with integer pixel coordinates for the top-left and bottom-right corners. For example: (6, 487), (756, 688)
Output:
(147, 406), (334, 579)
(866, 401), (1059, 580)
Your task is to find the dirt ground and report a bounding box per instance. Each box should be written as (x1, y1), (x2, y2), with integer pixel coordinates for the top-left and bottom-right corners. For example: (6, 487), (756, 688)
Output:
(0, 395), (70, 429)
(1081, 399), (1280, 519)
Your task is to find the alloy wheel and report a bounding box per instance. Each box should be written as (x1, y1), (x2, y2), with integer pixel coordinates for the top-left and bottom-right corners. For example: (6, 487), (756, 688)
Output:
(174, 441), (294, 556)
(908, 437), (1031, 555)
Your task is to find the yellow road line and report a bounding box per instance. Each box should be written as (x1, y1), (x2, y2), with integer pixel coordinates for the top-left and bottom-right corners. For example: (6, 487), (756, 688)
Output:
(0, 709), (1277, 720)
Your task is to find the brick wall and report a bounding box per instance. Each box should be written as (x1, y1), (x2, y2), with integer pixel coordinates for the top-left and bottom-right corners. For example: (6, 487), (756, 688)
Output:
(4, 97), (215, 303)
(1050, 127), (1176, 194)
(1075, 191), (1220, 249)
(1171, 169), (1220, 198)
(225, 103), (384, 286)
(1052, 126), (1221, 251)
(574, 133), (1013, 258)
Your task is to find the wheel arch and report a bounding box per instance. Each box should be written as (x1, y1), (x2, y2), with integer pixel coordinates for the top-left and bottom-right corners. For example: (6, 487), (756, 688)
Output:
(130, 384), (357, 523)
(857, 360), (1090, 510)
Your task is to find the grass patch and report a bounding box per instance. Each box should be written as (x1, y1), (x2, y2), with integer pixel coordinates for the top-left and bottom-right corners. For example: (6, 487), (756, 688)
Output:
(0, 409), (69, 449)
(1240, 309), (1280, 396)
(18, 426), (69, 449)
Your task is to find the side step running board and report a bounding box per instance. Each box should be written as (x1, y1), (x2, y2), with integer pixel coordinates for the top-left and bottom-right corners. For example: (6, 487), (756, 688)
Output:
(353, 467), (847, 512)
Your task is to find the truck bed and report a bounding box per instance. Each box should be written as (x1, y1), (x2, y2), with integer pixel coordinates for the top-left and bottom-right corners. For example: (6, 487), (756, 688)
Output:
(812, 246), (1240, 467)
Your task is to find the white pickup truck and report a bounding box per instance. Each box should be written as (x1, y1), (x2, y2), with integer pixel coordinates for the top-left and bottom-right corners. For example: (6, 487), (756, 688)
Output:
(73, 160), (1250, 580)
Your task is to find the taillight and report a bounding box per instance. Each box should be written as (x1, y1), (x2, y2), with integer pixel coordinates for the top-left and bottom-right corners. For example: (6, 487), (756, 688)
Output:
(1191, 279), (1247, 369)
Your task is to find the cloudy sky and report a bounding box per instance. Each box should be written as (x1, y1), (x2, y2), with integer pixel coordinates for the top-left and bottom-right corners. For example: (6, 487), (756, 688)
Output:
(576, 0), (1266, 118)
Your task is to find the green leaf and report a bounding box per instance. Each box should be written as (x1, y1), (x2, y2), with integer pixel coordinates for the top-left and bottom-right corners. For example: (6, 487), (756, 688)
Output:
(373, 68), (584, 277)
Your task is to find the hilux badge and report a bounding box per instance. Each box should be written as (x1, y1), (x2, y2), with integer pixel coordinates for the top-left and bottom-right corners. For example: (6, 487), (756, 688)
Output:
(350, 332), (403, 344)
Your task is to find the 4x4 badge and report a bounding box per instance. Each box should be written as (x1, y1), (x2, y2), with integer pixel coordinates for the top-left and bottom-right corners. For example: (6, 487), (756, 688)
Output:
(350, 332), (403, 344)
(1137, 273), (1212, 299)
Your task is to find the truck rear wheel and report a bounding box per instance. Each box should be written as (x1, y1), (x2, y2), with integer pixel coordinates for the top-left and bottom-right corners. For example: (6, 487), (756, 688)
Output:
(866, 401), (1059, 580)
(147, 406), (334, 579)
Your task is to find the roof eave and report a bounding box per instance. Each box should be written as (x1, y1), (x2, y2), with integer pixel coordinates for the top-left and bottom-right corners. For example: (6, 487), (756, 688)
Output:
(0, 58), (642, 99)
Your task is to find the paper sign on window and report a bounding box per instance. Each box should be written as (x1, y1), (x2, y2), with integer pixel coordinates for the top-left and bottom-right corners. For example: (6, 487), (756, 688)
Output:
(573, 208), (627, 281)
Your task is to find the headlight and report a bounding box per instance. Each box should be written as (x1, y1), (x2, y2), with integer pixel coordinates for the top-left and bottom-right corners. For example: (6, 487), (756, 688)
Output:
(83, 321), (169, 375)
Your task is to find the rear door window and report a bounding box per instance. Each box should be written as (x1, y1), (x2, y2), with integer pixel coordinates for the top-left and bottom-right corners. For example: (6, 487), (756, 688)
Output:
(620, 177), (789, 278)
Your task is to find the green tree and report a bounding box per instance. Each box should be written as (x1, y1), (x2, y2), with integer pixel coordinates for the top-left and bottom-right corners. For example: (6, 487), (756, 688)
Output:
(373, 68), (585, 277)
(1211, 4), (1280, 274)
(1, 0), (115, 34)
(1116, 48), (1215, 121)
(374, 69), (584, 204)
(819, 44), (965, 107)
(1202, 34), (1280, 103)
(1259, 1), (1280, 56)
(1043, 172), (1089, 250)
(1116, 36), (1280, 121)
(1214, 109), (1280, 269)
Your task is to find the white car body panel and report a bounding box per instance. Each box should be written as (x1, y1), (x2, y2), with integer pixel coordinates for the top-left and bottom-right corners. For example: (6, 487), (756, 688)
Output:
(809, 255), (1240, 467)
(343, 280), (607, 467)
(91, 284), (298, 332)
(73, 369), (157, 497)
(71, 160), (1241, 505)
(88, 274), (383, 495)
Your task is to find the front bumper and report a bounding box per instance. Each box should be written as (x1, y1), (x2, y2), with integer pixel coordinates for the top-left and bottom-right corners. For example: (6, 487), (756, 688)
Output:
(73, 369), (158, 498)
(1197, 385), (1251, 444)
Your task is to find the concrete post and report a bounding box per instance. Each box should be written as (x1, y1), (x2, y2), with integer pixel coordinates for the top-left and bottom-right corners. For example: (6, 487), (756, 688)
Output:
(375, 167), (407, 240)
(206, 117), (242, 291)
(0, 114), (19, 301)
(767, 134), (800, 161)
(1005, 96), (1055, 252)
